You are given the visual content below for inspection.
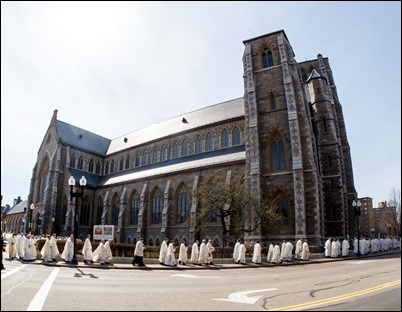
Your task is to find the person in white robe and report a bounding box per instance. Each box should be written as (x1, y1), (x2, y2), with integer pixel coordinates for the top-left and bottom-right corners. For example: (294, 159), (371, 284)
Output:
(233, 239), (240, 263)
(132, 238), (146, 266)
(178, 240), (188, 265)
(280, 240), (286, 261)
(267, 243), (274, 263)
(158, 238), (169, 265)
(206, 239), (215, 265)
(301, 239), (310, 260)
(6, 233), (17, 260)
(197, 239), (209, 265)
(283, 240), (293, 262)
(83, 234), (93, 264)
(271, 243), (281, 263)
(164, 241), (177, 267)
(341, 238), (350, 256)
(41, 235), (54, 262)
(324, 238), (332, 257)
(237, 241), (247, 264)
(23, 234), (37, 261)
(16, 233), (25, 259)
(252, 241), (262, 264)
(61, 235), (74, 263)
(331, 239), (340, 257)
(92, 240), (108, 264)
(104, 240), (113, 264)
(295, 238), (302, 260)
(49, 233), (60, 261)
(190, 240), (199, 264)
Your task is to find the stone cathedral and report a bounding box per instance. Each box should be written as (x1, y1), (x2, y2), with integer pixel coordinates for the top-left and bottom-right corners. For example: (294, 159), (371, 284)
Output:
(27, 30), (357, 248)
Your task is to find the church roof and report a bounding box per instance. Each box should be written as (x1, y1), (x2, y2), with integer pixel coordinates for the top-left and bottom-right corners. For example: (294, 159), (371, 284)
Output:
(68, 145), (245, 188)
(56, 120), (111, 155)
(306, 69), (327, 83)
(106, 97), (245, 155)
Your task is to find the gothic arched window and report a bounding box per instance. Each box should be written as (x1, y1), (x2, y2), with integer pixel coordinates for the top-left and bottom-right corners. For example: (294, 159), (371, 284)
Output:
(131, 193), (140, 225)
(232, 126), (241, 146)
(262, 49), (274, 68)
(221, 128), (229, 148)
(152, 189), (163, 224)
(271, 133), (286, 172)
(206, 132), (213, 151)
(176, 185), (189, 223)
(182, 139), (189, 157)
(195, 135), (203, 153)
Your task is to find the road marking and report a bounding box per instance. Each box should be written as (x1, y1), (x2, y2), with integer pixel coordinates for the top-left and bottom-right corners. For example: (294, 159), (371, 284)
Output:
(268, 279), (401, 311)
(27, 268), (60, 311)
(172, 273), (220, 278)
(214, 288), (278, 304)
(1, 264), (27, 280)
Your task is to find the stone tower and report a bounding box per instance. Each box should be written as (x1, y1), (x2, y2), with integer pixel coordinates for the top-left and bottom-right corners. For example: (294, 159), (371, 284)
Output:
(242, 30), (356, 245)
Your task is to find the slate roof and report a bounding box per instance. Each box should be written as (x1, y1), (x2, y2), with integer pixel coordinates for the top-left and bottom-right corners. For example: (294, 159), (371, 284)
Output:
(68, 145), (246, 188)
(5, 200), (28, 215)
(106, 97), (245, 155)
(56, 120), (111, 156)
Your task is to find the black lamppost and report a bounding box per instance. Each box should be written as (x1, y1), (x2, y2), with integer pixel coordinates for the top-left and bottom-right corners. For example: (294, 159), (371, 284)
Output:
(29, 203), (34, 234)
(69, 175), (87, 265)
(352, 199), (361, 256)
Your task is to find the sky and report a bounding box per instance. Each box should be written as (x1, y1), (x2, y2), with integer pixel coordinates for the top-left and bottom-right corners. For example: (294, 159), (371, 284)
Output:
(1, 1), (401, 208)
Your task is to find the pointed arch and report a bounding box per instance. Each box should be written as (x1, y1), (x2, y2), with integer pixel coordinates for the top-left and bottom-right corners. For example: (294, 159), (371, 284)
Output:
(142, 150), (148, 165)
(220, 128), (229, 148)
(125, 155), (130, 169)
(152, 147), (159, 163)
(161, 144), (168, 161)
(195, 134), (203, 153)
(130, 190), (140, 225)
(119, 157), (124, 171)
(232, 126), (241, 146)
(173, 141), (180, 158)
(269, 129), (286, 172)
(135, 151), (141, 167)
(182, 139), (189, 156)
(88, 159), (94, 173)
(111, 193), (119, 226)
(77, 156), (83, 170)
(262, 48), (274, 68)
(206, 132), (214, 151)
(70, 153), (76, 168)
(95, 161), (101, 174)
(150, 187), (163, 224)
(176, 183), (190, 223)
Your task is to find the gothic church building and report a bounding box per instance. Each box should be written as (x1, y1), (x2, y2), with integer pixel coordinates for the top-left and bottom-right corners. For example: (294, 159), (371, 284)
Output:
(27, 30), (357, 247)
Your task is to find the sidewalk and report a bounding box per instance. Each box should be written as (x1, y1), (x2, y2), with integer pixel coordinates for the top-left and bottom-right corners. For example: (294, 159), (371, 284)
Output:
(16, 249), (400, 270)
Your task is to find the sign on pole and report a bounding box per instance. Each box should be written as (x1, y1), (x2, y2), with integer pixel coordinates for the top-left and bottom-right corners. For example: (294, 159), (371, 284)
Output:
(93, 225), (114, 241)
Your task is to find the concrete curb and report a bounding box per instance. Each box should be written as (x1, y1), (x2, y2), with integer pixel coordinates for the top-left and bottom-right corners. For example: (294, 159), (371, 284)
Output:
(12, 249), (400, 270)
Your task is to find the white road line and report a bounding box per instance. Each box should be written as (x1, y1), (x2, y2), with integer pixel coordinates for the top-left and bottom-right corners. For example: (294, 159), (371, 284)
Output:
(1, 264), (27, 280)
(27, 268), (60, 311)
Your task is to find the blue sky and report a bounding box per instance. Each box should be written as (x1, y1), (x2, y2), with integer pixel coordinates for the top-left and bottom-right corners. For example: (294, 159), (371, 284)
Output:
(1, 1), (401, 207)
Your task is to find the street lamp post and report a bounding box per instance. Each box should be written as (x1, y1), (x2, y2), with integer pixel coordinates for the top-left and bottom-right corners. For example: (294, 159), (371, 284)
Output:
(29, 204), (34, 234)
(352, 199), (361, 256)
(69, 175), (87, 265)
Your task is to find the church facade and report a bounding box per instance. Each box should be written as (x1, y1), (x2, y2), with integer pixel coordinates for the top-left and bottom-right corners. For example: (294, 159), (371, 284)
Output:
(26, 30), (357, 247)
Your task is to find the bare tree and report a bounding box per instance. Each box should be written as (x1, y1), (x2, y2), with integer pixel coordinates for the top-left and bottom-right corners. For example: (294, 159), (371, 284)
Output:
(378, 188), (401, 237)
(194, 175), (282, 239)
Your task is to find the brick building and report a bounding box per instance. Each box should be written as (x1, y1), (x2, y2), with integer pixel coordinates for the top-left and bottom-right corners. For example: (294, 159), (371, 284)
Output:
(26, 30), (357, 247)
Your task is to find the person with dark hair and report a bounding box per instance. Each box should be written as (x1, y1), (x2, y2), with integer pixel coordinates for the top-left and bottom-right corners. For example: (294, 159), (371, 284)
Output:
(132, 237), (146, 267)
